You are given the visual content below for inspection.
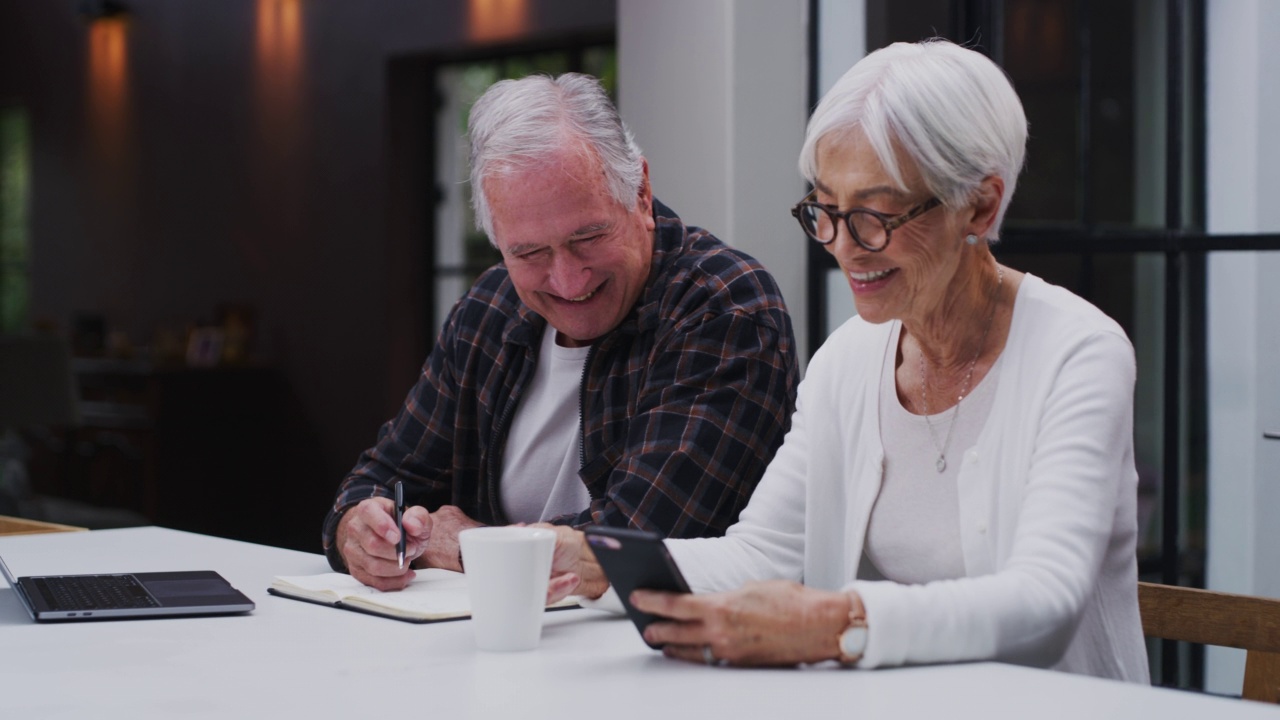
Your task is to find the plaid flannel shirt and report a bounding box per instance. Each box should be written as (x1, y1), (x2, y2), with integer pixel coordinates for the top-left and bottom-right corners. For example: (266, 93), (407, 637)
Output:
(322, 199), (798, 571)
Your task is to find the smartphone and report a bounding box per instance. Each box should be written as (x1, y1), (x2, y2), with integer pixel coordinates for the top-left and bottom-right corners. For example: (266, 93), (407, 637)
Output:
(583, 525), (691, 649)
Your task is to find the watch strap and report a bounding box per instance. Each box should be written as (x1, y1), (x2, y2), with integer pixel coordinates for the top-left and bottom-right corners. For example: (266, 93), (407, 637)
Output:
(836, 593), (868, 665)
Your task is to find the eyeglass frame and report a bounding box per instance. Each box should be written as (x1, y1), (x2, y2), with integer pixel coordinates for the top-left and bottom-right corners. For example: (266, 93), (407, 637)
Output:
(790, 191), (942, 252)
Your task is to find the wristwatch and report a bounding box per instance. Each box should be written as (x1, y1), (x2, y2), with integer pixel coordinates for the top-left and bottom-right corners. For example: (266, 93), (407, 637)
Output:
(836, 595), (868, 665)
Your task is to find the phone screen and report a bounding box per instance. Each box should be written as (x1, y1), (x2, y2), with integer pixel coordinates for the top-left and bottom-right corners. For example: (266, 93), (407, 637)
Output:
(584, 526), (691, 649)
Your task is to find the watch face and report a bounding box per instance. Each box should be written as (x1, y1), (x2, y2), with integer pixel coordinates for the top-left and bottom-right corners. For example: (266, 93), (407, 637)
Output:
(841, 625), (868, 658)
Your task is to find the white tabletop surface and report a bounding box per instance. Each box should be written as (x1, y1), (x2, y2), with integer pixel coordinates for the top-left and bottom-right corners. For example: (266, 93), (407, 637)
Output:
(1, 527), (1276, 719)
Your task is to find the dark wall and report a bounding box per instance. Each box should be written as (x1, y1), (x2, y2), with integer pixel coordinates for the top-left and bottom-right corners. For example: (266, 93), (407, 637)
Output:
(0, 0), (614, 546)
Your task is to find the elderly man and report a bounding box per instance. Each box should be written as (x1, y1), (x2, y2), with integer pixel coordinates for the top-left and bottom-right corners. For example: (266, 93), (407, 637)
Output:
(323, 73), (797, 590)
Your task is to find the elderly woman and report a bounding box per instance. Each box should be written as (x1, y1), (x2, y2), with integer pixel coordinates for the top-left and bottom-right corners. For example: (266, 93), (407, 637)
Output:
(547, 39), (1149, 682)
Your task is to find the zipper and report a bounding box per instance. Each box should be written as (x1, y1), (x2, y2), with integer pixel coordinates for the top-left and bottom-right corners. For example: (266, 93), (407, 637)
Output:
(578, 342), (598, 498)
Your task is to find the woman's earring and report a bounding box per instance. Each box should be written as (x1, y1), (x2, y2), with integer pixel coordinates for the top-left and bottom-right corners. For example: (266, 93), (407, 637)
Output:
(965, 234), (979, 245)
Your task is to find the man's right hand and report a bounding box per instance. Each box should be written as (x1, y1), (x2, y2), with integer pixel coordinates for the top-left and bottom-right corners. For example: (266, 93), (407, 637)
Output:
(334, 496), (431, 591)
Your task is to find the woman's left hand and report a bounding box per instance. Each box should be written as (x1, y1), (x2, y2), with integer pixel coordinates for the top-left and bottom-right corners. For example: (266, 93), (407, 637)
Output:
(631, 580), (855, 667)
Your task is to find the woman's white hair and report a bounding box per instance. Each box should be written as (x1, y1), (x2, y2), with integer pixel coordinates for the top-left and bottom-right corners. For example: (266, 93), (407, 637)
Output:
(799, 39), (1027, 240)
(467, 73), (644, 243)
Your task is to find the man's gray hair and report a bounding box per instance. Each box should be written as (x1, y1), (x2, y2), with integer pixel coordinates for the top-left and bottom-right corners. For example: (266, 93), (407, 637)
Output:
(467, 73), (644, 243)
(799, 39), (1027, 241)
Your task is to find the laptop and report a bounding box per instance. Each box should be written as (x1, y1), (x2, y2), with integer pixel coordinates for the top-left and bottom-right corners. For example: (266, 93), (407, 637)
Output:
(0, 554), (255, 621)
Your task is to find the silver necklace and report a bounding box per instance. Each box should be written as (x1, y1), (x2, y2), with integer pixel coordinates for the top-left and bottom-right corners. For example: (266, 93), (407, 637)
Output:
(919, 265), (1003, 473)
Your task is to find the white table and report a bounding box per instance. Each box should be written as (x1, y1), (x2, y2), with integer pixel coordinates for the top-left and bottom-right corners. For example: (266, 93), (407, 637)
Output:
(1, 527), (1275, 719)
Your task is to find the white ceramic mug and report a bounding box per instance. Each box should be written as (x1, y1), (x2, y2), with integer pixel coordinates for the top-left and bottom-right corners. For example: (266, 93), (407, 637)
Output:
(458, 526), (556, 652)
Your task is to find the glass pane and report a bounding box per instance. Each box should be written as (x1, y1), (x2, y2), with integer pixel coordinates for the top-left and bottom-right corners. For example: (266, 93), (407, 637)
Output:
(1004, 0), (1080, 224)
(0, 265), (27, 332)
(1096, 0), (1173, 230)
(861, 1), (1182, 232)
(503, 51), (569, 81)
(0, 106), (31, 333)
(434, 64), (484, 333)
(1120, 253), (1167, 564)
(865, 0), (954, 49)
(1204, 249), (1280, 692)
(1089, 0), (1138, 225)
(432, 48), (617, 336)
(456, 63), (500, 133)
(582, 46), (618, 98)
(1003, 0), (1173, 229)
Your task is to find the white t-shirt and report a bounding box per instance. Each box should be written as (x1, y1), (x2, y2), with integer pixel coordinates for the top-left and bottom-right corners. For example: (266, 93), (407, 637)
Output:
(499, 327), (593, 524)
(861, 322), (1001, 584)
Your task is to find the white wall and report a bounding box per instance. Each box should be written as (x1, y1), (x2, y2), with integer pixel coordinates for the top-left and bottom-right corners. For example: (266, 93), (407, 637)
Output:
(817, 0), (866, 96)
(1205, 0), (1280, 695)
(617, 0), (810, 357)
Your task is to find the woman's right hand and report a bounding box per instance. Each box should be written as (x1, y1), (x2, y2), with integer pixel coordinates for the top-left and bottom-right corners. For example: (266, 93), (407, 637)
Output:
(633, 581), (856, 667)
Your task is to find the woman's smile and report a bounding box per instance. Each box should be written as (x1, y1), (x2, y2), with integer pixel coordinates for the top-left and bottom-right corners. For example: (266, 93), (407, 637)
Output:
(847, 266), (898, 296)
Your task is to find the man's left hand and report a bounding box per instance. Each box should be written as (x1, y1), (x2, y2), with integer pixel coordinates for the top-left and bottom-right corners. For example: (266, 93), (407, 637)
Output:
(416, 505), (484, 572)
(538, 525), (609, 604)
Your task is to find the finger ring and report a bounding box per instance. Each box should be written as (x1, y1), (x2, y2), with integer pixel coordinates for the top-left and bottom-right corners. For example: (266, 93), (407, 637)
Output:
(702, 645), (717, 666)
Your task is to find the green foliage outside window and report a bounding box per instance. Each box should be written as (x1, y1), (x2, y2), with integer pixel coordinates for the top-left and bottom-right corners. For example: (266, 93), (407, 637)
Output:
(453, 47), (618, 283)
(0, 107), (30, 334)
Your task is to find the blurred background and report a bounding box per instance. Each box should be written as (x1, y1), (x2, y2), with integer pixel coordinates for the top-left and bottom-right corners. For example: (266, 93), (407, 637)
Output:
(0, 0), (1277, 694)
(0, 0), (617, 552)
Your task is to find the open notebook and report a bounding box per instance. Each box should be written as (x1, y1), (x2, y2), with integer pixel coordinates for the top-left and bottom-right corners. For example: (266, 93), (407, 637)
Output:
(268, 568), (578, 623)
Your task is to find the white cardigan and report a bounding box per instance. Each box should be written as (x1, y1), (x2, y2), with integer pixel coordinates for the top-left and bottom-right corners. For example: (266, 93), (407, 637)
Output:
(666, 275), (1150, 682)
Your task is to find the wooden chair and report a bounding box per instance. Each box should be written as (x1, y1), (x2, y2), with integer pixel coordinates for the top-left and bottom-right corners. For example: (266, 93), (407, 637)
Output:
(1139, 581), (1280, 703)
(0, 515), (87, 536)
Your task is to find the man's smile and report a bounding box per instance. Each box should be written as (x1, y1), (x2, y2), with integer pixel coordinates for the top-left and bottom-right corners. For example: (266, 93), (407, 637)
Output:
(548, 280), (605, 305)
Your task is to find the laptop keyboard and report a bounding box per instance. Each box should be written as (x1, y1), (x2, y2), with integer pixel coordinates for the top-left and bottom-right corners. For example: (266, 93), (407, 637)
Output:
(34, 575), (161, 611)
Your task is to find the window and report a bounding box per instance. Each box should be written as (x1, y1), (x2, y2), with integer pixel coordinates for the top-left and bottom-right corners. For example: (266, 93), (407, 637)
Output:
(430, 44), (617, 334)
(0, 106), (31, 334)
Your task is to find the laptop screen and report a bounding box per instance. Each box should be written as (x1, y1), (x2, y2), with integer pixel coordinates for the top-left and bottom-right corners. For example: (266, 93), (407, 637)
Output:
(0, 554), (18, 586)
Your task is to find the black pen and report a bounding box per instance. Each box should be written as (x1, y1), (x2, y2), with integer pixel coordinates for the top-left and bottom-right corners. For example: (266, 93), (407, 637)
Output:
(394, 480), (405, 570)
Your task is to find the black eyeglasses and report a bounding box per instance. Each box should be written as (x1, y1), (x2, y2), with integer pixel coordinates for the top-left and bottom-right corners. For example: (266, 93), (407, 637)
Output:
(790, 192), (941, 252)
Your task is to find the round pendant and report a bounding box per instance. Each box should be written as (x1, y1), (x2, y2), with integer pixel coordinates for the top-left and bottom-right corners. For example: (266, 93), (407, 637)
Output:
(935, 456), (946, 473)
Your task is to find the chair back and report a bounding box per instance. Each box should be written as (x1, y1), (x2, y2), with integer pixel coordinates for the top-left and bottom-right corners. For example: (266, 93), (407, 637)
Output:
(1138, 581), (1280, 703)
